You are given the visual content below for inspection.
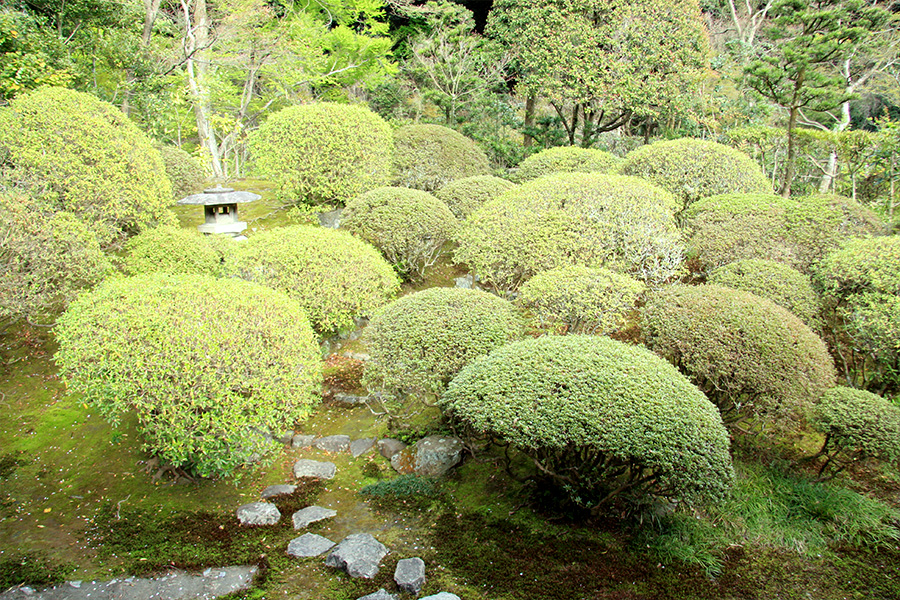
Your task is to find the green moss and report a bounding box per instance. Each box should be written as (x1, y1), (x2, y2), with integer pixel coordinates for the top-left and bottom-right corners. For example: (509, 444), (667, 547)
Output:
(0, 552), (74, 589)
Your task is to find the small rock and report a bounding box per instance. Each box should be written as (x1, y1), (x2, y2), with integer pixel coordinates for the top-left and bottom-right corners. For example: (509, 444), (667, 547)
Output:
(292, 434), (316, 449)
(325, 533), (389, 579)
(420, 594), (461, 600)
(287, 533), (336, 558)
(332, 393), (370, 407)
(377, 438), (406, 459)
(68, 581), (82, 589)
(19, 587), (34, 596)
(314, 434), (351, 453)
(261, 484), (297, 499)
(236, 501), (281, 526)
(357, 589), (398, 600)
(394, 557), (426, 595)
(454, 274), (475, 289)
(350, 437), (377, 458)
(292, 505), (337, 529)
(342, 351), (371, 362)
(293, 459), (336, 479)
(272, 431), (294, 445)
(318, 208), (343, 229)
(391, 436), (465, 477)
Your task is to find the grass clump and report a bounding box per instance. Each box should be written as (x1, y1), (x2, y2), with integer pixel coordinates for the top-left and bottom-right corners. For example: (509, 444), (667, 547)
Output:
(360, 474), (442, 511)
(0, 552), (74, 590)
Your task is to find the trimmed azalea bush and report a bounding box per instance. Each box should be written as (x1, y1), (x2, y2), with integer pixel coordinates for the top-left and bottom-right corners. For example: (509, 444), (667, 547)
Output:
(440, 335), (734, 514)
(642, 285), (836, 429)
(54, 273), (322, 478)
(363, 287), (525, 396)
(511, 146), (620, 183)
(816, 235), (900, 298)
(0, 87), (175, 243)
(249, 102), (393, 205)
(454, 172), (682, 292)
(341, 187), (458, 279)
(228, 226), (400, 335)
(708, 259), (821, 329)
(516, 266), (646, 335)
(158, 145), (206, 200)
(392, 124), (491, 191)
(123, 226), (221, 277)
(810, 387), (900, 480)
(621, 138), (770, 213)
(434, 175), (517, 220)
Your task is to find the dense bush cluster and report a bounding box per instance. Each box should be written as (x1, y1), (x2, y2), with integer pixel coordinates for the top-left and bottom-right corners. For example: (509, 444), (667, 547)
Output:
(440, 335), (734, 513)
(516, 266), (645, 335)
(341, 187), (458, 279)
(434, 175), (516, 220)
(363, 287), (524, 396)
(54, 273), (322, 478)
(643, 285), (836, 429)
(158, 145), (206, 200)
(511, 147), (620, 183)
(249, 102), (393, 205)
(454, 172), (681, 291)
(392, 124), (491, 191)
(123, 226), (221, 277)
(228, 225), (400, 335)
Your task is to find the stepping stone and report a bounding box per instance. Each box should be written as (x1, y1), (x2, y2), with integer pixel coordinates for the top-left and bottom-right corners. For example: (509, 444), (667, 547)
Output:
(332, 393), (369, 407)
(377, 438), (406, 459)
(350, 437), (377, 458)
(325, 533), (389, 579)
(292, 505), (337, 529)
(287, 533), (336, 558)
(357, 590), (398, 600)
(293, 459), (336, 479)
(394, 557), (426, 595)
(420, 594), (461, 600)
(391, 436), (464, 477)
(314, 434), (351, 453)
(292, 434), (316, 449)
(260, 484), (296, 499)
(236, 501), (281, 526)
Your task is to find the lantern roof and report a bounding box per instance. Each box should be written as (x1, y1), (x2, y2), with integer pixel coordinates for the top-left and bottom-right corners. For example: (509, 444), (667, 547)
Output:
(178, 185), (261, 206)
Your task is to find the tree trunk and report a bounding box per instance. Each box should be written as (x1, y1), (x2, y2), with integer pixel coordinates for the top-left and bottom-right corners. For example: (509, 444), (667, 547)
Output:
(781, 105), (799, 197)
(524, 94), (536, 149)
(122, 0), (162, 116)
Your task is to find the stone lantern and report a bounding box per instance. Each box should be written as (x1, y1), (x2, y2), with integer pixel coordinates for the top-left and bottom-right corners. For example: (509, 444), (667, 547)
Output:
(178, 185), (261, 236)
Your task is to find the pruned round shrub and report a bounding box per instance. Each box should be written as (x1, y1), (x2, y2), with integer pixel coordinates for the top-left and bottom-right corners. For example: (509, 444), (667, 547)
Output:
(228, 225), (400, 335)
(440, 335), (734, 514)
(434, 175), (516, 220)
(516, 266), (645, 335)
(0, 87), (175, 243)
(621, 138), (771, 212)
(392, 124), (491, 192)
(708, 259), (821, 329)
(54, 273), (322, 478)
(363, 287), (525, 396)
(123, 226), (221, 277)
(642, 284), (836, 429)
(342, 187), (458, 279)
(811, 387), (900, 480)
(454, 172), (682, 292)
(158, 145), (206, 200)
(816, 235), (900, 298)
(511, 146), (620, 183)
(249, 102), (393, 205)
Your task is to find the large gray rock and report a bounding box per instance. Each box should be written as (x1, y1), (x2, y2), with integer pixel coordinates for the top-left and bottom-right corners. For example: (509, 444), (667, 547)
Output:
(314, 435), (351, 453)
(390, 436), (465, 477)
(394, 557), (426, 595)
(236, 502), (281, 526)
(291, 434), (315, 449)
(377, 438), (406, 459)
(332, 393), (370, 407)
(292, 505), (337, 529)
(260, 484), (296, 499)
(357, 590), (398, 600)
(324, 533), (389, 579)
(293, 459), (336, 479)
(286, 533), (336, 558)
(350, 437), (377, 458)
(318, 208), (343, 229)
(420, 594), (461, 600)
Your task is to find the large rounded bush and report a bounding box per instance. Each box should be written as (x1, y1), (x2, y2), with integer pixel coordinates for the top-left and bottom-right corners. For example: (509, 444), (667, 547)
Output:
(816, 236), (900, 298)
(643, 285), (836, 428)
(363, 287), (525, 396)
(454, 172), (682, 292)
(228, 226), (400, 335)
(392, 124), (491, 191)
(621, 138), (770, 212)
(123, 225), (221, 277)
(158, 145), (206, 200)
(440, 335), (734, 513)
(516, 266), (645, 335)
(434, 175), (516, 220)
(708, 259), (821, 329)
(0, 87), (175, 242)
(342, 187), (458, 279)
(54, 274), (322, 478)
(511, 146), (620, 183)
(249, 102), (393, 205)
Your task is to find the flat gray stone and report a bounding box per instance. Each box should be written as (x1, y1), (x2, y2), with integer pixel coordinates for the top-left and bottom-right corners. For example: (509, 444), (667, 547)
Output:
(377, 438), (406, 459)
(394, 557), (426, 595)
(260, 484), (296, 499)
(292, 505), (337, 529)
(293, 459), (336, 479)
(420, 594), (461, 600)
(391, 436), (464, 477)
(292, 434), (316, 449)
(325, 533), (389, 579)
(357, 590), (398, 600)
(286, 533), (336, 558)
(332, 393), (370, 406)
(350, 437), (377, 458)
(314, 434), (351, 453)
(236, 501), (281, 526)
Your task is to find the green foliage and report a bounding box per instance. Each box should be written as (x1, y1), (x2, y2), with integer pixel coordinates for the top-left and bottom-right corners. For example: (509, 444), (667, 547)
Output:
(228, 225), (400, 335)
(392, 123), (491, 191)
(0, 87), (175, 243)
(158, 145), (207, 200)
(454, 172), (682, 292)
(54, 273), (323, 478)
(621, 138), (771, 213)
(516, 266), (645, 335)
(248, 102), (393, 205)
(643, 284), (836, 429)
(363, 287), (524, 396)
(0, 9), (71, 99)
(708, 259), (822, 329)
(123, 226), (221, 277)
(360, 474), (441, 510)
(816, 235), (900, 298)
(341, 186), (459, 279)
(511, 147), (620, 183)
(441, 335), (734, 513)
(434, 175), (516, 220)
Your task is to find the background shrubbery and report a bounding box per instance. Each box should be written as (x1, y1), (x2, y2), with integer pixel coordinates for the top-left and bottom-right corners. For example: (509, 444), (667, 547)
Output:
(392, 123), (491, 191)
(158, 145), (206, 200)
(434, 175), (516, 220)
(511, 147), (620, 183)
